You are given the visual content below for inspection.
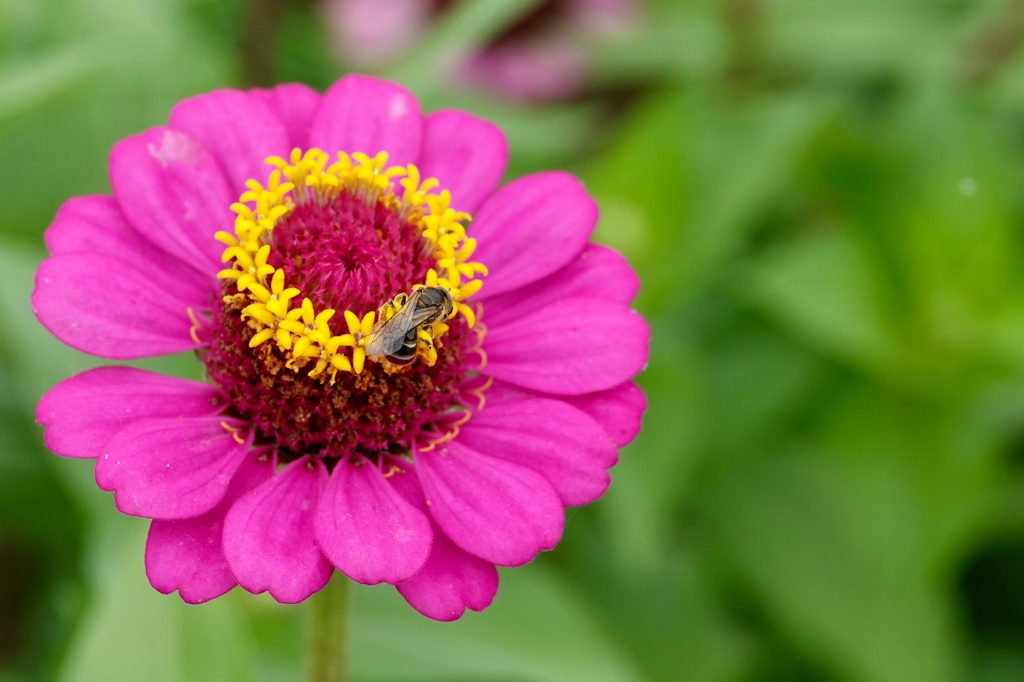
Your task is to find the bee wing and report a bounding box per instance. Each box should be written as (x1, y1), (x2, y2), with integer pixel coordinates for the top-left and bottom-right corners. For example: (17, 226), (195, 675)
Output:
(365, 290), (430, 357)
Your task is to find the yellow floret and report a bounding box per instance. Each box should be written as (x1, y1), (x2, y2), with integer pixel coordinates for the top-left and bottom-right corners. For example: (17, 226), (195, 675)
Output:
(220, 147), (487, 379)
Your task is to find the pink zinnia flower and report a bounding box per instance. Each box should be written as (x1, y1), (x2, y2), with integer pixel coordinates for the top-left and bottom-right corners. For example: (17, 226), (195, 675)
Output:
(32, 74), (648, 620)
(325, 0), (638, 102)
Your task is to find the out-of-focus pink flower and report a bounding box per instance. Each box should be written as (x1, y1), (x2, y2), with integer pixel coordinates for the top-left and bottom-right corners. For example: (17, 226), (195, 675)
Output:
(33, 74), (648, 620)
(325, 0), (638, 102)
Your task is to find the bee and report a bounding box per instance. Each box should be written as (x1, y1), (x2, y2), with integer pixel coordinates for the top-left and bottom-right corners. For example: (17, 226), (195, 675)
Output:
(364, 286), (454, 365)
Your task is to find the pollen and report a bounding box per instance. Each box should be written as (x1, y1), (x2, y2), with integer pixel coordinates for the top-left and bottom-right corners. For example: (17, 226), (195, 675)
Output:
(216, 149), (487, 379)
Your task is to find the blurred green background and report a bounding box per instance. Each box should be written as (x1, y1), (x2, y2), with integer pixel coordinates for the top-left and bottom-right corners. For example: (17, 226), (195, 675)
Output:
(5, 0), (1024, 680)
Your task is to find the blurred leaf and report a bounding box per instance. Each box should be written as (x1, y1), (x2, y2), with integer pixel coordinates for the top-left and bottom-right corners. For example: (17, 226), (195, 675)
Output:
(236, 593), (304, 682)
(351, 567), (644, 682)
(595, 5), (724, 81)
(702, 318), (829, 456)
(550, 519), (753, 682)
(892, 86), (1024, 376)
(585, 89), (832, 313)
(668, 92), (834, 303)
(0, 407), (81, 546)
(585, 89), (688, 273)
(769, 1), (949, 77)
(599, 331), (698, 570)
(0, 46), (103, 124)
(706, 450), (960, 682)
(0, 404), (84, 682)
(699, 387), (998, 682)
(733, 229), (899, 378)
(0, 0), (230, 244)
(60, 529), (257, 682)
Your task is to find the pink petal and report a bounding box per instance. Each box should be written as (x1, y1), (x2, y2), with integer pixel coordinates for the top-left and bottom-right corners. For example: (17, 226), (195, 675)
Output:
(562, 381), (647, 447)
(145, 448), (276, 604)
(479, 243), (639, 329)
(396, 530), (498, 621)
(223, 457), (334, 603)
(43, 195), (214, 302)
(308, 75), (422, 166)
(314, 456), (432, 585)
(95, 416), (252, 520)
(389, 465), (499, 621)
(169, 89), (291, 192)
(483, 297), (649, 395)
(475, 379), (537, 404)
(480, 378), (647, 448)
(456, 398), (617, 507)
(37, 366), (223, 459)
(251, 83), (321, 150)
(470, 172), (598, 297)
(109, 127), (233, 275)
(418, 110), (508, 213)
(414, 440), (564, 566)
(32, 254), (204, 359)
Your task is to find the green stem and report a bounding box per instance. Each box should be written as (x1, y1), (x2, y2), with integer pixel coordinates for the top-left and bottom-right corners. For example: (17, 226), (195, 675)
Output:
(241, 0), (284, 87)
(962, 0), (1024, 85)
(721, 0), (766, 93)
(305, 572), (351, 682)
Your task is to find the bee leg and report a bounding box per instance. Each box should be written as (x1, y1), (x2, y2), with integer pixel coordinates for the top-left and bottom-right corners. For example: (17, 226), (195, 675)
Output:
(416, 327), (439, 366)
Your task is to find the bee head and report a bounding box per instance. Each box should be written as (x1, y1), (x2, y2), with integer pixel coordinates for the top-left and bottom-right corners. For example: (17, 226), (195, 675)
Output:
(419, 286), (454, 318)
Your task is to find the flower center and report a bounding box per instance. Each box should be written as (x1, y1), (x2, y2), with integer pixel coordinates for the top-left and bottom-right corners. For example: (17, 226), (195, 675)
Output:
(202, 149), (488, 462)
(270, 190), (433, 316)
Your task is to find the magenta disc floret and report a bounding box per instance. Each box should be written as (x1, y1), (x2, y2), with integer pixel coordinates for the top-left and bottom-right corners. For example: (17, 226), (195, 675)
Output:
(204, 150), (486, 462)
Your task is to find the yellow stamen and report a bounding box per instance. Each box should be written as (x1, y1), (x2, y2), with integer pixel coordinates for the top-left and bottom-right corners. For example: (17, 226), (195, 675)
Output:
(187, 307), (202, 345)
(219, 147), (487, 378)
(382, 462), (404, 478)
(220, 421), (246, 445)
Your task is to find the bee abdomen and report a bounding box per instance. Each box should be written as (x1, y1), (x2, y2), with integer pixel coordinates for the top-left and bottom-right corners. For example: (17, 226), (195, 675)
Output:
(385, 328), (419, 365)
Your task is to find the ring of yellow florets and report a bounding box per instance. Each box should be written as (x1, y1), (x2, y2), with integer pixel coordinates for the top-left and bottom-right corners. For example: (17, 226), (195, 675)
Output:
(215, 149), (487, 382)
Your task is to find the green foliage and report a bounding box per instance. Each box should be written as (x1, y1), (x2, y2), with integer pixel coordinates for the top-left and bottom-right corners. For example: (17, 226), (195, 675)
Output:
(6, 0), (1024, 680)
